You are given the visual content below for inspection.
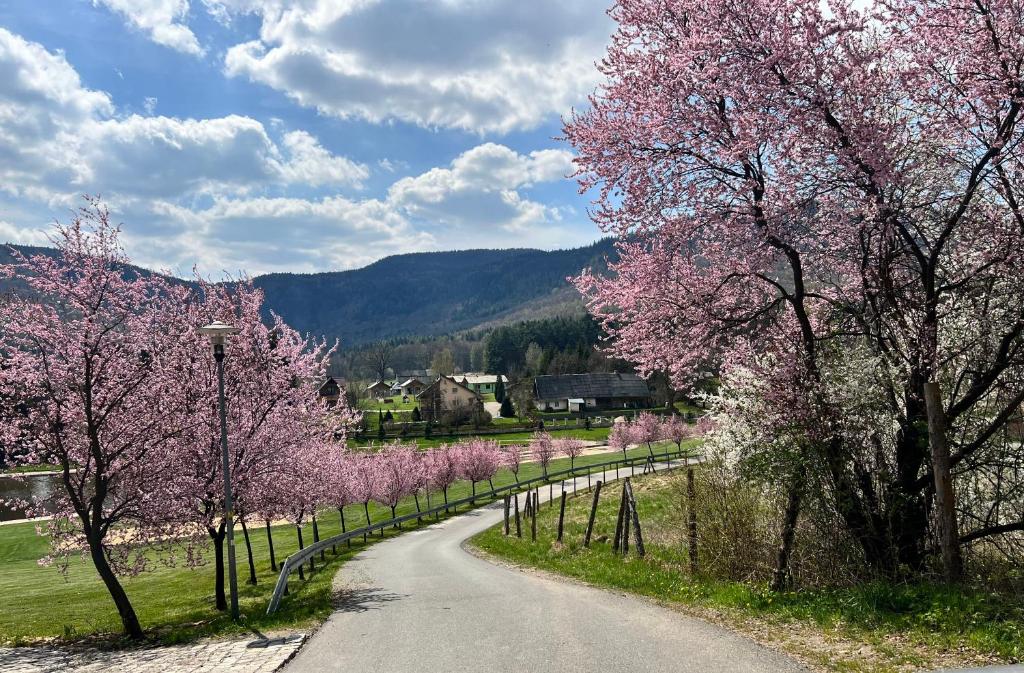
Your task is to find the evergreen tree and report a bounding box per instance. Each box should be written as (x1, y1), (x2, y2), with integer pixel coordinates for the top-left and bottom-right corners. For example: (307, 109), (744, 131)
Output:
(411, 406), (422, 422)
(494, 374), (506, 403)
(384, 409), (393, 422)
(499, 396), (514, 418)
(377, 410), (386, 440)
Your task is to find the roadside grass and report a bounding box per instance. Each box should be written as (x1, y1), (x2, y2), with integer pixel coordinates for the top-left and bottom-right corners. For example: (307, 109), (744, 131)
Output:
(0, 442), (689, 647)
(471, 472), (1023, 673)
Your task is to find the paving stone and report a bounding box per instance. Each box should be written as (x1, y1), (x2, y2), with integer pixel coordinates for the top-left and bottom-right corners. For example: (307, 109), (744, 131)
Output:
(0, 634), (305, 673)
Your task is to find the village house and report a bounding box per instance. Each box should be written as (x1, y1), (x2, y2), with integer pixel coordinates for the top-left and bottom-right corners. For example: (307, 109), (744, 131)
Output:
(417, 375), (483, 423)
(366, 380), (392, 398)
(398, 377), (428, 397)
(533, 372), (652, 412)
(318, 376), (344, 406)
(457, 373), (508, 396)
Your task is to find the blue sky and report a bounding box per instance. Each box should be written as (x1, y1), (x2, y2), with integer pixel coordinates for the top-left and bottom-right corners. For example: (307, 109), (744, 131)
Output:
(0, 1), (613, 276)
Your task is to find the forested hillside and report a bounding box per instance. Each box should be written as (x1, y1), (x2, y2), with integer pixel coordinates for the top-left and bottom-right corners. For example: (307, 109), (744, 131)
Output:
(252, 240), (615, 345)
(1, 239), (616, 346)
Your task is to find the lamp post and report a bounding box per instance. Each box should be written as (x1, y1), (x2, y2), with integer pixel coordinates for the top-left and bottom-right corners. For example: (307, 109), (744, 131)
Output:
(200, 320), (241, 620)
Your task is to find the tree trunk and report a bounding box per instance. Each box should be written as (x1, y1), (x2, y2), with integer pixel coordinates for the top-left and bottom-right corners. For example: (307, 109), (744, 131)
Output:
(240, 519), (257, 585)
(924, 381), (963, 582)
(339, 507), (350, 548)
(771, 471), (804, 591)
(87, 533), (144, 638)
(312, 515), (324, 561)
(363, 502), (371, 541)
(266, 520), (277, 572)
(295, 525), (306, 580)
(209, 522), (228, 610)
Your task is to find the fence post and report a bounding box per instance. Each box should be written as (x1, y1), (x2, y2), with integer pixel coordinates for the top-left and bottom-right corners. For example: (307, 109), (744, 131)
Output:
(612, 481), (627, 553)
(549, 482), (553, 508)
(557, 491), (567, 543)
(622, 485), (631, 556)
(514, 493), (522, 538)
(531, 493), (538, 542)
(503, 495), (511, 536)
(584, 480), (603, 548)
(625, 480), (645, 558)
(688, 467), (698, 574)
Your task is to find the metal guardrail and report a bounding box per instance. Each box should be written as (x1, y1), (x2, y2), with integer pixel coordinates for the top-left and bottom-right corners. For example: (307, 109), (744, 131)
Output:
(266, 447), (695, 614)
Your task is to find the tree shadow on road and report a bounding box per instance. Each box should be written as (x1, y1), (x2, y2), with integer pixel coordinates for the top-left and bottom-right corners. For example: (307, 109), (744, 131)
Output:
(332, 586), (406, 613)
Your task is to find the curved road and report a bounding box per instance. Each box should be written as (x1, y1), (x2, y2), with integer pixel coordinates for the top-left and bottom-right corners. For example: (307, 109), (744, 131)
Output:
(286, 465), (806, 673)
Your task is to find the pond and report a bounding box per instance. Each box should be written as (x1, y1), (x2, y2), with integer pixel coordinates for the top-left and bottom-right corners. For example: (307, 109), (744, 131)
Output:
(0, 472), (61, 522)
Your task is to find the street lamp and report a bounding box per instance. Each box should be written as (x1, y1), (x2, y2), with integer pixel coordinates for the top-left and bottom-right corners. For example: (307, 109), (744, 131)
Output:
(200, 320), (241, 620)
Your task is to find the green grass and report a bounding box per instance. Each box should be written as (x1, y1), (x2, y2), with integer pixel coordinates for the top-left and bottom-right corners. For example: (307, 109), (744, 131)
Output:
(1, 464), (65, 474)
(472, 472), (1024, 672)
(351, 425), (612, 449)
(358, 397), (420, 413)
(0, 441), (687, 647)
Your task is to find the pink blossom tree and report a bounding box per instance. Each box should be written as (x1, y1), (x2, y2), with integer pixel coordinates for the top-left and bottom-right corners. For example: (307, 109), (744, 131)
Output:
(346, 452), (377, 541)
(530, 431), (557, 479)
(455, 439), (501, 502)
(372, 442), (421, 523)
(567, 0), (1024, 580)
(661, 415), (696, 455)
(555, 438), (587, 472)
(164, 276), (352, 610)
(502, 444), (527, 483)
(630, 412), (663, 459)
(425, 445), (459, 512)
(607, 422), (633, 463)
(0, 203), (189, 638)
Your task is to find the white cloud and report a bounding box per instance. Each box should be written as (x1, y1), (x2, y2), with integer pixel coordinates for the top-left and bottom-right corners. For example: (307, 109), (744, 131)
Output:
(93, 0), (204, 55)
(0, 220), (51, 247)
(218, 0), (612, 133)
(0, 28), (366, 202)
(0, 28), (590, 275)
(277, 131), (369, 188)
(143, 96), (158, 114)
(388, 143), (575, 238)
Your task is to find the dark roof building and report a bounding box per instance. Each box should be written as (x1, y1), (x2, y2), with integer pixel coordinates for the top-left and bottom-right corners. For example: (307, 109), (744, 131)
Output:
(533, 373), (652, 412)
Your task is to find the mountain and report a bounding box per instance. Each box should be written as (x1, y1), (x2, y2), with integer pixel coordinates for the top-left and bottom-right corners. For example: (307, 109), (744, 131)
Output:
(1, 239), (616, 346)
(252, 239), (616, 345)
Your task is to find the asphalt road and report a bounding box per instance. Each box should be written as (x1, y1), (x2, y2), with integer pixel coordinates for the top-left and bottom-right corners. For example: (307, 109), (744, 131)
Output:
(285, 465), (806, 673)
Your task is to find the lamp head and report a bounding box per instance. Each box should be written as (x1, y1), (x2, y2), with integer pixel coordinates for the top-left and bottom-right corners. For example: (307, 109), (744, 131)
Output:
(199, 321), (240, 347)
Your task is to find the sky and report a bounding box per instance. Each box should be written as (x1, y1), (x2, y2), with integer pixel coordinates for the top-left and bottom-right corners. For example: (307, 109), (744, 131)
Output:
(0, 0), (614, 277)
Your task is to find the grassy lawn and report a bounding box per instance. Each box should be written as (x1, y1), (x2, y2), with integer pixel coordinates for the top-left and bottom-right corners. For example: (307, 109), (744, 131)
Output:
(471, 472), (1024, 673)
(357, 397), (420, 413)
(351, 425), (612, 449)
(1, 464), (66, 474)
(0, 442), (688, 647)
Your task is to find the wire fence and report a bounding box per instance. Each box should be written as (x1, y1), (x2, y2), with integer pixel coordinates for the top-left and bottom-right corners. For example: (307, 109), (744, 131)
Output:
(265, 446), (695, 614)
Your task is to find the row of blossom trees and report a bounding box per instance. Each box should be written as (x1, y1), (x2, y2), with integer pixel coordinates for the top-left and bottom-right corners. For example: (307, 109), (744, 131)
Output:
(0, 227), (614, 645)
